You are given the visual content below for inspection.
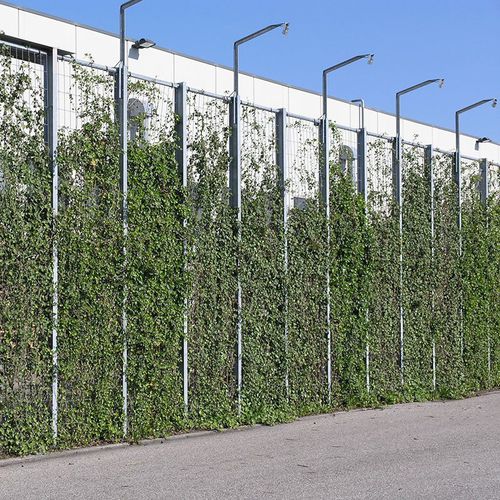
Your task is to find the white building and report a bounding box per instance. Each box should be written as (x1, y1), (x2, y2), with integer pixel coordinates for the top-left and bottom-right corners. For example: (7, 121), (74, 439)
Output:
(0, 0), (498, 197)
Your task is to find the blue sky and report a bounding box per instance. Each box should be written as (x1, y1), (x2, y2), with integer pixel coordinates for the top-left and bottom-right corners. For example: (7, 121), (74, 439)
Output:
(10, 0), (500, 141)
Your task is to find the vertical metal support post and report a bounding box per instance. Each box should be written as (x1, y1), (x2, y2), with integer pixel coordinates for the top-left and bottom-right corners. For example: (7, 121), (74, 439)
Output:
(479, 158), (491, 378)
(357, 126), (369, 392)
(175, 83), (189, 413)
(395, 118), (404, 385)
(276, 108), (289, 398)
(455, 146), (462, 255)
(48, 48), (59, 439)
(119, 9), (129, 438)
(425, 145), (436, 391)
(479, 158), (488, 205)
(454, 144), (464, 358)
(320, 112), (331, 405)
(357, 128), (367, 201)
(229, 94), (242, 413)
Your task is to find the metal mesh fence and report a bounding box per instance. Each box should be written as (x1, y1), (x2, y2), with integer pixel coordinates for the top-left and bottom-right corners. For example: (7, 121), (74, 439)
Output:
(57, 58), (115, 132)
(489, 163), (500, 198)
(129, 76), (175, 142)
(1, 48), (499, 453)
(367, 135), (394, 213)
(0, 42), (53, 454)
(461, 158), (482, 204)
(241, 105), (277, 189)
(286, 116), (320, 209)
(337, 127), (358, 186)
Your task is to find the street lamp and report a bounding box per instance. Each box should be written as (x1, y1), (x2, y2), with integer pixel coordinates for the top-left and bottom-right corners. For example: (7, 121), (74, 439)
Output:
(322, 55), (373, 204)
(455, 98), (497, 235)
(231, 23), (289, 413)
(119, 0), (147, 438)
(395, 78), (444, 385)
(321, 53), (374, 404)
(233, 23), (289, 95)
(396, 78), (445, 203)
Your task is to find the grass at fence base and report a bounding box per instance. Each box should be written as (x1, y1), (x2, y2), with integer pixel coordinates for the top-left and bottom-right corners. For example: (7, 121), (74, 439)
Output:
(1, 59), (499, 456)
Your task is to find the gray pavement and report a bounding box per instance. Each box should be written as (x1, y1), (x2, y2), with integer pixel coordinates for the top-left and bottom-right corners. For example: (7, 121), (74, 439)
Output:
(1, 391), (499, 499)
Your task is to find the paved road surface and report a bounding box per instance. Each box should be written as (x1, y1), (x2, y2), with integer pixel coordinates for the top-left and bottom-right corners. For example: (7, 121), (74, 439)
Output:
(1, 392), (499, 499)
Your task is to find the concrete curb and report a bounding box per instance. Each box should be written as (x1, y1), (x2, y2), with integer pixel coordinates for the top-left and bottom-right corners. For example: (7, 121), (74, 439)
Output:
(0, 424), (264, 469)
(1, 389), (498, 468)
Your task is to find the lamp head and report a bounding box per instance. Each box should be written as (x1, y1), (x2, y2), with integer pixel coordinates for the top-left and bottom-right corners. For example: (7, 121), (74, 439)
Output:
(282, 22), (290, 36)
(477, 137), (491, 144)
(438, 79), (445, 88)
(132, 38), (156, 49)
(367, 54), (374, 65)
(492, 98), (497, 108)
(475, 136), (492, 150)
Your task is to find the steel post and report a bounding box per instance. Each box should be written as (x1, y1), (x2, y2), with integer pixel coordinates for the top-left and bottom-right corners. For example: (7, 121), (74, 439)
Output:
(175, 82), (189, 413)
(425, 144), (436, 391)
(276, 108), (289, 397)
(229, 94), (242, 413)
(48, 47), (59, 439)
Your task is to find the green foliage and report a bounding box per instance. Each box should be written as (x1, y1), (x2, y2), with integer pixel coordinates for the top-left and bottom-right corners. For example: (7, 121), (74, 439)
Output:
(329, 141), (372, 407)
(432, 155), (463, 397)
(56, 63), (123, 448)
(126, 80), (186, 439)
(240, 106), (288, 423)
(461, 163), (492, 392)
(0, 57), (499, 456)
(401, 146), (433, 399)
(185, 95), (238, 428)
(365, 140), (401, 401)
(0, 49), (52, 455)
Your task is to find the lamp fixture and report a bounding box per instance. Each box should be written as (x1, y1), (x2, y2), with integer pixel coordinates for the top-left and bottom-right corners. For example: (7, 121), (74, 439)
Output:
(132, 38), (156, 49)
(475, 137), (492, 150)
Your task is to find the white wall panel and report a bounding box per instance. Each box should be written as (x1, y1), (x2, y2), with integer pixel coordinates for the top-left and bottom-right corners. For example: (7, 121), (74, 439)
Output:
(75, 27), (118, 64)
(288, 88), (320, 118)
(19, 10), (75, 52)
(174, 54), (216, 92)
(254, 78), (287, 109)
(0, 4), (19, 38)
(215, 66), (233, 96)
(128, 46), (174, 83)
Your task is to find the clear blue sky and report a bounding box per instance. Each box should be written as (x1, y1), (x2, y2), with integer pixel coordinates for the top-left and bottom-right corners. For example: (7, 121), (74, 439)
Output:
(10, 0), (500, 142)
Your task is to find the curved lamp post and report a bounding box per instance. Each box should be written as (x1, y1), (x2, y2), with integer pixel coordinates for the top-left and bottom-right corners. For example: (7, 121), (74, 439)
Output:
(322, 53), (374, 404)
(119, 0), (147, 437)
(231, 23), (289, 413)
(395, 78), (444, 385)
(455, 98), (497, 239)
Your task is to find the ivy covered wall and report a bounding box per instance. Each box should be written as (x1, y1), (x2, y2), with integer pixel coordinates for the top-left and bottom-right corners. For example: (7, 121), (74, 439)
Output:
(0, 55), (499, 456)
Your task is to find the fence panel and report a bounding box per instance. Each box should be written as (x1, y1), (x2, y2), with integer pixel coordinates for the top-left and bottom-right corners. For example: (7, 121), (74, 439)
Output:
(432, 153), (462, 395)
(401, 143), (433, 396)
(329, 126), (371, 405)
(185, 91), (237, 426)
(56, 60), (123, 447)
(126, 77), (184, 438)
(240, 105), (288, 420)
(285, 116), (328, 411)
(461, 158), (491, 391)
(366, 136), (400, 400)
(0, 44), (53, 455)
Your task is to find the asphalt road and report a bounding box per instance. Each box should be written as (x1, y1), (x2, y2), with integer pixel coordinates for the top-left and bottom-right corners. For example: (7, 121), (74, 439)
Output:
(1, 391), (499, 499)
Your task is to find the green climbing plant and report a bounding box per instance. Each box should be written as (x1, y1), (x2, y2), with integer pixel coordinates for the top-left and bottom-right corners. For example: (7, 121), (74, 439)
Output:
(0, 52), (499, 457)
